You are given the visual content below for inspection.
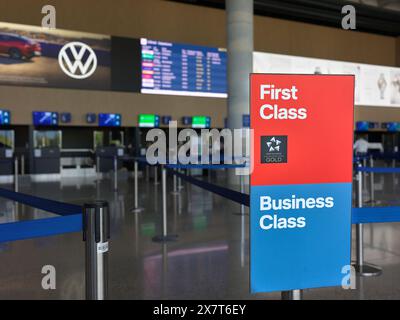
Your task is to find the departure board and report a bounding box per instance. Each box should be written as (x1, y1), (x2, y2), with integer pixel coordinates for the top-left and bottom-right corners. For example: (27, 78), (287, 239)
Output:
(140, 38), (227, 98)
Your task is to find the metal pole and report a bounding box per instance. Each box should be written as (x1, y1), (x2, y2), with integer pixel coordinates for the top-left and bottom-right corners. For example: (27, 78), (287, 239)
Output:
(356, 168), (363, 267)
(369, 156), (375, 203)
(281, 290), (303, 300)
(354, 163), (382, 277)
(113, 156), (117, 192)
(154, 166), (159, 185)
(178, 169), (183, 190)
(240, 174), (245, 215)
(131, 161), (143, 213)
(83, 201), (110, 300)
(14, 157), (18, 192)
(146, 165), (149, 182)
(162, 167), (167, 238)
(96, 156), (100, 176)
(171, 172), (179, 195)
(152, 166), (178, 242)
(21, 154), (25, 176)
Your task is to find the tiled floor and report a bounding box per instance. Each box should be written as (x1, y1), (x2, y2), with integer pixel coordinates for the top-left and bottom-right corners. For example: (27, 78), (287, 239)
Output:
(0, 167), (399, 300)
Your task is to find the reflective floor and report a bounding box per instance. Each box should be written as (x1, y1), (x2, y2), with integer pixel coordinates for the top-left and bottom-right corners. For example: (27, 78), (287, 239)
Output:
(0, 165), (400, 300)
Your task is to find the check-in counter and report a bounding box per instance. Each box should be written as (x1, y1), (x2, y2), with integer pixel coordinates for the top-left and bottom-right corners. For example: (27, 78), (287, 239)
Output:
(32, 147), (60, 174)
(0, 148), (13, 175)
(95, 146), (124, 173)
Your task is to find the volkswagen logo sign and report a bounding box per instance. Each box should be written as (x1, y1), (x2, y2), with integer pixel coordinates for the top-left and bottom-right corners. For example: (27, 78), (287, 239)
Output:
(58, 42), (97, 79)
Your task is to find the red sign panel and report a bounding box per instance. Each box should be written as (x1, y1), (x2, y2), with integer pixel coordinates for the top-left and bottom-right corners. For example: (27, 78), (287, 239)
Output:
(250, 74), (354, 186)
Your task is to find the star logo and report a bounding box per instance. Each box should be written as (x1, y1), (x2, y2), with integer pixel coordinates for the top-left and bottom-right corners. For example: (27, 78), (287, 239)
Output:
(261, 135), (288, 164)
(266, 137), (282, 152)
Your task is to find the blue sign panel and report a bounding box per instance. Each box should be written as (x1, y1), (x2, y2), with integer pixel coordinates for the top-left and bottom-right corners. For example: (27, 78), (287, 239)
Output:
(250, 183), (352, 292)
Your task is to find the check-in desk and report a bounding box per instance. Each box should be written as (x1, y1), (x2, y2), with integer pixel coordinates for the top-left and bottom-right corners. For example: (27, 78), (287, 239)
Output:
(0, 148), (14, 183)
(32, 147), (60, 174)
(95, 146), (124, 173)
(0, 148), (13, 175)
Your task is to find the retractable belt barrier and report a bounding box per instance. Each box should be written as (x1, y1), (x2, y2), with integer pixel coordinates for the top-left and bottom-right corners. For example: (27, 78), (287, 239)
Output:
(356, 166), (400, 174)
(0, 187), (82, 243)
(166, 165), (249, 206)
(165, 166), (400, 225)
(0, 187), (110, 300)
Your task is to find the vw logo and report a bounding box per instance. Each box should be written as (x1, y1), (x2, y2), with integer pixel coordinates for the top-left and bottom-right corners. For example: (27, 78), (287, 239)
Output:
(58, 42), (97, 79)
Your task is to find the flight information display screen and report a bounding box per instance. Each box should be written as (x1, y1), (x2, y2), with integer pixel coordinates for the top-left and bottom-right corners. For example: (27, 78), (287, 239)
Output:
(192, 116), (211, 128)
(138, 114), (160, 128)
(98, 113), (121, 127)
(140, 38), (227, 98)
(32, 112), (58, 126)
(0, 110), (10, 125)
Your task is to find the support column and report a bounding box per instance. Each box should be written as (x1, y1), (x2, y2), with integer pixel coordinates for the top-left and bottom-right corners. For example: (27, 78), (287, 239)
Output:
(226, 0), (253, 185)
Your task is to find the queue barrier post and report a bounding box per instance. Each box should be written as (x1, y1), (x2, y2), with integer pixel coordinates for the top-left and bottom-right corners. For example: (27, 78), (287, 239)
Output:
(353, 163), (382, 277)
(146, 165), (150, 182)
(96, 156), (100, 177)
(21, 154), (25, 176)
(83, 201), (110, 300)
(281, 289), (303, 300)
(178, 169), (184, 190)
(171, 172), (179, 195)
(14, 157), (18, 192)
(152, 165), (178, 242)
(240, 174), (245, 215)
(131, 160), (144, 213)
(233, 174), (247, 216)
(369, 156), (375, 203)
(154, 166), (159, 185)
(113, 156), (118, 192)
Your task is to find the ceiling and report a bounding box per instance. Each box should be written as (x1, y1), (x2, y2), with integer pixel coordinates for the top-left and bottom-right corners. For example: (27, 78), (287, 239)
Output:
(170, 0), (400, 36)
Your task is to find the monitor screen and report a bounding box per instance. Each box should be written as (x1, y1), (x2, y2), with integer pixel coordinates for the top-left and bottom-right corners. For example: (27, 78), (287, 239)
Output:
(356, 121), (369, 132)
(192, 116), (210, 128)
(98, 113), (121, 127)
(138, 114), (160, 128)
(32, 111), (58, 126)
(386, 122), (400, 132)
(0, 110), (10, 125)
(140, 38), (227, 98)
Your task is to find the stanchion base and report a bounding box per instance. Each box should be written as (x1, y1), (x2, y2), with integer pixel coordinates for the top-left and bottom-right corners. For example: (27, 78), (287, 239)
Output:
(130, 207), (144, 213)
(152, 234), (178, 242)
(178, 186), (184, 190)
(352, 263), (382, 277)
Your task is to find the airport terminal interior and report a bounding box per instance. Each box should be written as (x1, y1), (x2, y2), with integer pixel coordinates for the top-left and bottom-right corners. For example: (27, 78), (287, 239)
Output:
(1, 0), (400, 302)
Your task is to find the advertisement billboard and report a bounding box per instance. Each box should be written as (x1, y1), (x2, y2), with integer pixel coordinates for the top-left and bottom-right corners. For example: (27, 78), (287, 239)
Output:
(0, 21), (111, 90)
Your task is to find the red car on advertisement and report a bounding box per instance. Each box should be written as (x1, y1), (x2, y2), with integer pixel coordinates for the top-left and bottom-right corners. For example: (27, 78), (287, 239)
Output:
(0, 32), (41, 60)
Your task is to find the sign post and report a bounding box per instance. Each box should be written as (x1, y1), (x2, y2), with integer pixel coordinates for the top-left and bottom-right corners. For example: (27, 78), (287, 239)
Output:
(250, 74), (354, 293)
